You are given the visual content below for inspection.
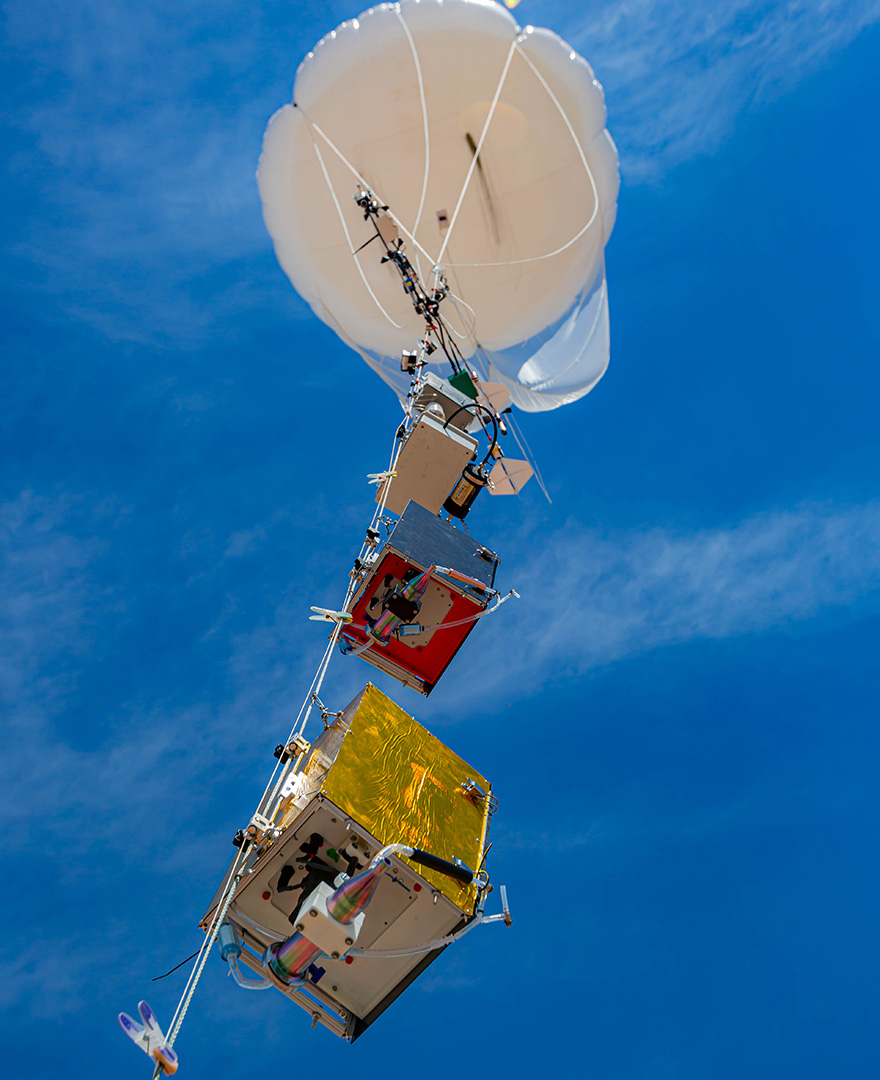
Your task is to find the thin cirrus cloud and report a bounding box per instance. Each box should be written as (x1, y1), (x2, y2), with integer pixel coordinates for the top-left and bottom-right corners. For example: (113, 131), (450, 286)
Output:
(6, 488), (880, 747)
(571, 0), (880, 176)
(213, 497), (880, 726)
(4, 0), (298, 347)
(474, 498), (880, 696)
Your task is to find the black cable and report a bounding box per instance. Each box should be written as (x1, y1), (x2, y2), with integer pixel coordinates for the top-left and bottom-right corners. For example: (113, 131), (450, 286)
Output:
(151, 948), (202, 982)
(443, 402), (499, 463)
(432, 315), (458, 369)
(356, 187), (481, 378)
(433, 313), (469, 373)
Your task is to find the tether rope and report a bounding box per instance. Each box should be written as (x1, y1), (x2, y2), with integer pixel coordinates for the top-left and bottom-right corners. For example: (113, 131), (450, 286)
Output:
(165, 843), (250, 1051)
(159, 415), (406, 1052)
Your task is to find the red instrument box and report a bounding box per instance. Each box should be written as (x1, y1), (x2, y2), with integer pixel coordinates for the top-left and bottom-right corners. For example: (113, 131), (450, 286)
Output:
(341, 501), (499, 695)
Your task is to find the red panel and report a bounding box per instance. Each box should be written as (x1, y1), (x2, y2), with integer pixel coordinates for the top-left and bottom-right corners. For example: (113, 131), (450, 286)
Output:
(342, 553), (485, 692)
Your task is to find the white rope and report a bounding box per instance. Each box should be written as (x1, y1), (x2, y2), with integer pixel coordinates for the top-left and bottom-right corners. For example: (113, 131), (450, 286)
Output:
(349, 910), (507, 959)
(394, 4), (431, 283)
(505, 407), (552, 503)
(166, 844), (250, 1047)
(254, 633), (342, 826)
(157, 374), (427, 1049)
(435, 38), (517, 267)
(305, 123), (412, 331)
(449, 42), (601, 268)
(158, 355), (446, 1049)
(257, 382), (418, 820)
(446, 287), (478, 340)
(308, 120), (438, 271)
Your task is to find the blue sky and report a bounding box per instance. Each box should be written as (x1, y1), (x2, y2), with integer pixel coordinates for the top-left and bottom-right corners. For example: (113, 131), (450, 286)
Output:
(2, 1), (879, 1077)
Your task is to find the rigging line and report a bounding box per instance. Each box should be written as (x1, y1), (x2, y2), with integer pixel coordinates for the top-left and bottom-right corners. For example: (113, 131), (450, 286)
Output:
(166, 840), (248, 1041)
(166, 851), (250, 1049)
(266, 438), (410, 818)
(450, 42), (601, 268)
(437, 321), (468, 374)
(305, 121), (469, 365)
(450, 309), (551, 504)
(437, 262), (550, 505)
(441, 238), (487, 353)
(257, 632), (340, 820)
(151, 949), (202, 982)
(262, 409), (410, 818)
(426, 280), (470, 346)
(446, 289), (477, 340)
(293, 620), (345, 741)
(435, 38), (517, 267)
(506, 408), (552, 504)
(366, 417), (407, 534)
(435, 309), (468, 367)
(308, 120), (438, 270)
(305, 122), (411, 331)
(159, 378), (420, 1043)
(393, 4), (430, 282)
(432, 259), (550, 502)
(247, 368), (417, 824)
(266, 636), (341, 825)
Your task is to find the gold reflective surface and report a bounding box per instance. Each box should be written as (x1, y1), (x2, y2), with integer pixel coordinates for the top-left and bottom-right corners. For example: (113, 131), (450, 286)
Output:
(322, 684), (491, 912)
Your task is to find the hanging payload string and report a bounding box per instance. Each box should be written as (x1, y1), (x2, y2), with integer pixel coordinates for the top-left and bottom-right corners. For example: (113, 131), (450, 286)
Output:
(118, 0), (620, 1067)
(115, 185), (521, 1076)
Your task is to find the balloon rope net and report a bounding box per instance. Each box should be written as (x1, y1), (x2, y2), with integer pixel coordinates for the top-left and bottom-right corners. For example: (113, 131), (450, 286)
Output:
(299, 15), (602, 342)
(446, 41), (602, 269)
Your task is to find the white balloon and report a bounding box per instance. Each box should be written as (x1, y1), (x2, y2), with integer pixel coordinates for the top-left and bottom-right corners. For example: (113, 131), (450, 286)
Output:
(258, 0), (619, 410)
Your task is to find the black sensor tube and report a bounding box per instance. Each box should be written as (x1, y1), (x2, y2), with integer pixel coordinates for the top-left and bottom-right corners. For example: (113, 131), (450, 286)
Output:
(408, 849), (475, 885)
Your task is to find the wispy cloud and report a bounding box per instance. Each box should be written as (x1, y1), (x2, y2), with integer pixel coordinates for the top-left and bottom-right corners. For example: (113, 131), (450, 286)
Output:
(3, 0), (309, 347)
(7, 1), (877, 349)
(568, 0), (880, 176)
(2, 491), (876, 1016)
(423, 499), (880, 712)
(0, 491), (101, 727)
(214, 498), (880, 725)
